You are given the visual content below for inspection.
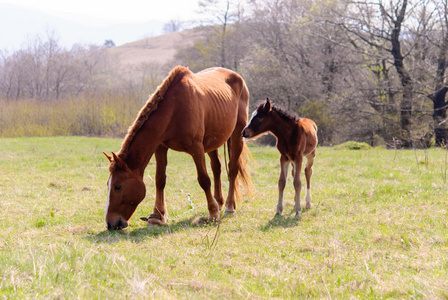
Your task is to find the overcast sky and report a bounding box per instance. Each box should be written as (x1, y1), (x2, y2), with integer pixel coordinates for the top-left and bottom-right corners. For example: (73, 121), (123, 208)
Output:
(0, 0), (201, 51)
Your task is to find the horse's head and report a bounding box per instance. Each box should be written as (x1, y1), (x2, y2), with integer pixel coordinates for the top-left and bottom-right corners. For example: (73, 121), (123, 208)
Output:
(242, 98), (273, 139)
(103, 152), (146, 230)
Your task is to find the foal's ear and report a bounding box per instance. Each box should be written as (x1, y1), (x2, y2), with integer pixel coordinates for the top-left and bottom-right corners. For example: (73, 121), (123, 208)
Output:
(263, 97), (272, 112)
(103, 152), (113, 162)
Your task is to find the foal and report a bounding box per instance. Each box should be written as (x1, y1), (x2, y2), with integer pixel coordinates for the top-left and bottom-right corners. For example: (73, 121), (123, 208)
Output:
(242, 98), (318, 217)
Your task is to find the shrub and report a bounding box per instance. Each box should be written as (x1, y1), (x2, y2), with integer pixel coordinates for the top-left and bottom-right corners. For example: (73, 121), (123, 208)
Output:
(334, 141), (372, 150)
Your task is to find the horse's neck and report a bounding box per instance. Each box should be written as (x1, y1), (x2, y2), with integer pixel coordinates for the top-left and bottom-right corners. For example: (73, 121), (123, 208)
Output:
(270, 111), (294, 141)
(121, 114), (169, 176)
(123, 142), (158, 177)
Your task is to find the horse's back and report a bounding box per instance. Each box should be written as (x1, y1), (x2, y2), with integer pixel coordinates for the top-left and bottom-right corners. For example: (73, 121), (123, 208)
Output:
(162, 67), (248, 152)
(298, 118), (318, 155)
(195, 67), (248, 102)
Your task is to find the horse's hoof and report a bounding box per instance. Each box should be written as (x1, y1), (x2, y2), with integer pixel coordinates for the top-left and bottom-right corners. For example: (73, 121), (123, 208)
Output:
(193, 215), (219, 226)
(142, 214), (164, 225)
(295, 212), (302, 219)
(275, 212), (282, 216)
(224, 208), (235, 215)
(146, 218), (163, 226)
(209, 213), (220, 222)
(305, 203), (311, 210)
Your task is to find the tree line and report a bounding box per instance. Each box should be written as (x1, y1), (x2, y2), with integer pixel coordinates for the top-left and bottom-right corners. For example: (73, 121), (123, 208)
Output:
(1, 0), (447, 147)
(176, 0), (448, 147)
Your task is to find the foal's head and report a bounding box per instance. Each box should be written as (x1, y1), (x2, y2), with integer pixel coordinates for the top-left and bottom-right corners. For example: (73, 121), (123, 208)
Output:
(103, 152), (146, 230)
(242, 98), (274, 139)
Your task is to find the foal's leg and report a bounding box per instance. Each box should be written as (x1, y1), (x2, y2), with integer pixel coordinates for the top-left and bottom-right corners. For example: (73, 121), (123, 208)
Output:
(208, 150), (225, 209)
(190, 144), (220, 222)
(293, 156), (304, 217)
(304, 150), (316, 209)
(149, 145), (168, 225)
(277, 155), (290, 215)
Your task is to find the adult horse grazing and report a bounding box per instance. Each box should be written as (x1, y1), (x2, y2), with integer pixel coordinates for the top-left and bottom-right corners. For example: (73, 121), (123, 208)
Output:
(104, 66), (251, 230)
(242, 98), (317, 218)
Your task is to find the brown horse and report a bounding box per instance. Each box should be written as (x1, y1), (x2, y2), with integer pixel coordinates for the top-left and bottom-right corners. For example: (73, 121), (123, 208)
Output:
(242, 98), (317, 217)
(103, 66), (251, 230)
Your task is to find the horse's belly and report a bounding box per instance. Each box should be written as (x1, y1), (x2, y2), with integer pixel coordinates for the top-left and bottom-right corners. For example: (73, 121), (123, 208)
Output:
(203, 120), (237, 152)
(203, 132), (231, 152)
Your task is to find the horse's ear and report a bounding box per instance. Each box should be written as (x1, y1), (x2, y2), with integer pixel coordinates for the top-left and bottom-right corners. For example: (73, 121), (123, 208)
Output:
(263, 98), (272, 112)
(112, 152), (126, 170)
(103, 152), (113, 162)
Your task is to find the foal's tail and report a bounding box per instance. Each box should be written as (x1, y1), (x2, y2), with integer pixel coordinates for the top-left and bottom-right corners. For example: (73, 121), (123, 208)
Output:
(228, 139), (253, 201)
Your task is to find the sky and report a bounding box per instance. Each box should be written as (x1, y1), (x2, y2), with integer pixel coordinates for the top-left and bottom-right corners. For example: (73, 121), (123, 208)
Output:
(0, 0), (201, 51)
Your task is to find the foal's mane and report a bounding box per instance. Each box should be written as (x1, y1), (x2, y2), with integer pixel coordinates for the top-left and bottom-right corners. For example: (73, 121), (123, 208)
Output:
(119, 65), (189, 159)
(273, 106), (301, 123)
(257, 101), (301, 123)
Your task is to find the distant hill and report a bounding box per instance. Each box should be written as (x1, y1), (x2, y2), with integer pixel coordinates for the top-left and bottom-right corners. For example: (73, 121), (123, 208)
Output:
(0, 3), (164, 52)
(106, 27), (208, 67)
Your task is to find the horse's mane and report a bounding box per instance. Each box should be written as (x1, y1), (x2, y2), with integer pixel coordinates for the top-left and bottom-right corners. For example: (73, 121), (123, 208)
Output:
(272, 106), (301, 123)
(256, 100), (301, 123)
(119, 65), (189, 159)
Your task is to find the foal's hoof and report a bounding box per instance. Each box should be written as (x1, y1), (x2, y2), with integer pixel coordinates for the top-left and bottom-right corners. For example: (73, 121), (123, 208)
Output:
(295, 211), (302, 218)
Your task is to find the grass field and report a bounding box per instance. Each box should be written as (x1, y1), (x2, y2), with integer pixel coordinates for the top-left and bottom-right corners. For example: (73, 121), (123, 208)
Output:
(0, 137), (447, 299)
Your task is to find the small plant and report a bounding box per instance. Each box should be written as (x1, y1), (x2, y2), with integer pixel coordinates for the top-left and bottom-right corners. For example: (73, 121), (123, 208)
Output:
(334, 141), (371, 150)
(201, 222), (221, 250)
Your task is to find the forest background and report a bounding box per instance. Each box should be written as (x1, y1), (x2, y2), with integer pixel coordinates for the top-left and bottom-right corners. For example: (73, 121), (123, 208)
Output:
(1, 0), (448, 148)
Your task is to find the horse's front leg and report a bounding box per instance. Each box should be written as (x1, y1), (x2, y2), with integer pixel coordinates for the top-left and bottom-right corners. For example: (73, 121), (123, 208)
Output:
(293, 156), (303, 217)
(191, 144), (220, 222)
(208, 150), (224, 210)
(277, 155), (290, 215)
(148, 145), (168, 225)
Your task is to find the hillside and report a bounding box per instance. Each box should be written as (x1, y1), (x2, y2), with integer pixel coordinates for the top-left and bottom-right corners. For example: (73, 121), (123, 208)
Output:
(106, 27), (208, 67)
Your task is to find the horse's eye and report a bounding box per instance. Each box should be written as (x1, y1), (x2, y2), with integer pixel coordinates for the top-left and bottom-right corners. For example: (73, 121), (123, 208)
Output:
(115, 185), (123, 191)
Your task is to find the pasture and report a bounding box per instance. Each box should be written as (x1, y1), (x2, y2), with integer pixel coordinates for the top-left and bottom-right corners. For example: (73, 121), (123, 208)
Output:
(0, 137), (447, 298)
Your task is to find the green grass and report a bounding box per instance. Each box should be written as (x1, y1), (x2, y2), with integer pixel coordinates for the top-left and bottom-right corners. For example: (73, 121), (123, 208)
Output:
(1, 137), (447, 298)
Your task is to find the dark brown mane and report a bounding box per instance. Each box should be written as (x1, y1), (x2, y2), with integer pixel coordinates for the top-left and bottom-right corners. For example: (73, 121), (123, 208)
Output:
(272, 106), (301, 123)
(119, 65), (190, 159)
(255, 100), (300, 123)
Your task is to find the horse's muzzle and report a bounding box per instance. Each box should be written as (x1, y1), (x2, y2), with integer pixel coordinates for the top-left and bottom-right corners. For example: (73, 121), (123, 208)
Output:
(107, 218), (128, 230)
(242, 128), (250, 138)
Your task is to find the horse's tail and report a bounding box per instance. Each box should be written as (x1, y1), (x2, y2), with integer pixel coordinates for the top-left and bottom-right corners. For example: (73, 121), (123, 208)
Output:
(228, 139), (252, 201)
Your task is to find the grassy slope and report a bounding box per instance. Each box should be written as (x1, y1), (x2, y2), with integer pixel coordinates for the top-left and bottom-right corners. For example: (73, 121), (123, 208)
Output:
(0, 137), (447, 298)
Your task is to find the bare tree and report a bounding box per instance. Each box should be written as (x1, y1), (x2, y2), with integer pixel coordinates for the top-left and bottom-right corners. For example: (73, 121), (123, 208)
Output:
(163, 19), (184, 34)
(339, 0), (420, 146)
(427, 0), (448, 146)
(198, 0), (245, 68)
(0, 34), (108, 100)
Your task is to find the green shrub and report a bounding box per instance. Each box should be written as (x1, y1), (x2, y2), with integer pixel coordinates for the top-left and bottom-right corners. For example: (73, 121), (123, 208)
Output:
(334, 141), (372, 150)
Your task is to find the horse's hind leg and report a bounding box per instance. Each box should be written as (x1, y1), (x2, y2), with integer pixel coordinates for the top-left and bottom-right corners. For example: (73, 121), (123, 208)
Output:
(224, 125), (245, 214)
(304, 150), (316, 209)
(208, 150), (225, 209)
(293, 156), (304, 217)
(190, 144), (220, 222)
